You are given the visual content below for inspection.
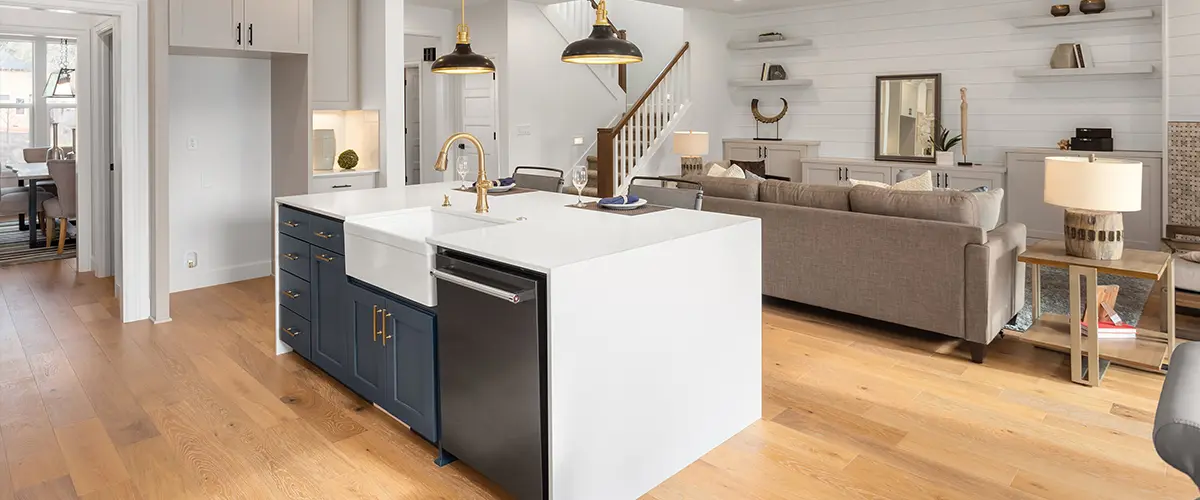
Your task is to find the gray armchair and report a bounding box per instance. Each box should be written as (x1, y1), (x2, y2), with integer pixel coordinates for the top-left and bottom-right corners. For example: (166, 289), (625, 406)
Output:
(43, 160), (76, 254)
(628, 176), (704, 210)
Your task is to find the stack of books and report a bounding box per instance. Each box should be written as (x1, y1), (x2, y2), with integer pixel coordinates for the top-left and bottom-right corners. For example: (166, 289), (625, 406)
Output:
(1080, 320), (1137, 340)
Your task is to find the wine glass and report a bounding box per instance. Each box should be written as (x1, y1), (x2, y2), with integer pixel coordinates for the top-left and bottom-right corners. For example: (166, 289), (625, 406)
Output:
(456, 156), (470, 189)
(571, 165), (589, 207)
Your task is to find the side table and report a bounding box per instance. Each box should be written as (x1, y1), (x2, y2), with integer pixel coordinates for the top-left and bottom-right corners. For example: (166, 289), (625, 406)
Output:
(1013, 240), (1175, 387)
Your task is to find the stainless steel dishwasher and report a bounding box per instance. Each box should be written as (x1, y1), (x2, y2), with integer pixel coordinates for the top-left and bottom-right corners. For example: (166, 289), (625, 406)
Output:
(432, 250), (548, 500)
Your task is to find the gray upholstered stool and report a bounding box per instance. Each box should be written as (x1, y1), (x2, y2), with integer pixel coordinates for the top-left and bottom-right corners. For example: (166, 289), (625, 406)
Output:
(1155, 342), (1200, 494)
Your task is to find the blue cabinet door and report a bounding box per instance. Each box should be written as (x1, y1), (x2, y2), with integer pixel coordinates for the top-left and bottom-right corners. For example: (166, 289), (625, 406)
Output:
(381, 298), (438, 442)
(312, 250), (351, 381)
(346, 283), (387, 402)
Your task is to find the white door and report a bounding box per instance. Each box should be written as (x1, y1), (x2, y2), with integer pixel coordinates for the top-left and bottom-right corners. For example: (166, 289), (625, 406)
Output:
(460, 71), (499, 181)
(169, 0), (243, 50)
(112, 26), (123, 296)
(765, 146), (804, 182)
(725, 143), (761, 163)
(404, 66), (421, 185)
(95, 29), (115, 278)
(802, 164), (842, 186)
(243, 0), (311, 54)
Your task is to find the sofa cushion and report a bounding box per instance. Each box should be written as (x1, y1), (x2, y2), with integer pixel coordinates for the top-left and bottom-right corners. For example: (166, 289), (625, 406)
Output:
(971, 188), (1005, 231)
(759, 180), (850, 211)
(849, 185), (980, 226)
(683, 175), (761, 201)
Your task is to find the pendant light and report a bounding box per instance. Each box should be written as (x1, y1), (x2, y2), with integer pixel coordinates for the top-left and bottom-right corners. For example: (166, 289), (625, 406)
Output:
(431, 0), (495, 75)
(561, 0), (642, 65)
(43, 38), (75, 98)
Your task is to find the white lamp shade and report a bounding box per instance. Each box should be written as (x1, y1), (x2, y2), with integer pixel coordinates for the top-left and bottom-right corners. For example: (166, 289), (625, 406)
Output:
(673, 131), (709, 156)
(1044, 156), (1142, 212)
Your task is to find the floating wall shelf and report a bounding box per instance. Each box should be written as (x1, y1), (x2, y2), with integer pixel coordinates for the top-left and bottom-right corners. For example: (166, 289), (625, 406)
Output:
(1013, 64), (1156, 78)
(729, 79), (814, 89)
(1012, 9), (1154, 29)
(727, 38), (813, 50)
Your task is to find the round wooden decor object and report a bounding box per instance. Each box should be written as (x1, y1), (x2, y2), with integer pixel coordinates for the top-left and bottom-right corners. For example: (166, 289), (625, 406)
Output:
(1064, 209), (1124, 260)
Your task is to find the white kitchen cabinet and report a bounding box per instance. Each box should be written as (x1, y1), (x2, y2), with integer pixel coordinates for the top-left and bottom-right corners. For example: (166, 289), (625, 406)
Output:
(312, 0), (359, 109)
(311, 171), (378, 193)
(169, 0), (310, 54)
(944, 170), (1003, 191)
(722, 139), (820, 182)
(1006, 148), (1162, 250)
(802, 164), (842, 186)
(169, 0), (244, 51)
(846, 165), (891, 184)
(801, 160), (892, 186)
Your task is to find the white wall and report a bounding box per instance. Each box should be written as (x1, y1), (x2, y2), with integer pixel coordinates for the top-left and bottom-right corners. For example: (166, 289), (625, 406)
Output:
(405, 34), (439, 63)
(1167, 0), (1200, 122)
(168, 56), (272, 292)
(726, 0), (1162, 164)
(459, 0), (509, 172)
(507, 0), (621, 171)
(607, 0), (685, 100)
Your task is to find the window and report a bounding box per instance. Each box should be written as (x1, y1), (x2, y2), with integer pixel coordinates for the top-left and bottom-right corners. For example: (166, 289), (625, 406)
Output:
(0, 35), (76, 165)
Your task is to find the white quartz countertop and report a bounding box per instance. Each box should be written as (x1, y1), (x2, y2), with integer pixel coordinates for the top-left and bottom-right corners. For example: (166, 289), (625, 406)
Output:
(277, 182), (756, 272)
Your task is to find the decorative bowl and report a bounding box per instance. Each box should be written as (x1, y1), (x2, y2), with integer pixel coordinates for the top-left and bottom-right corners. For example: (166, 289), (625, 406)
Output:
(1079, 0), (1105, 14)
(1051, 4), (1070, 16)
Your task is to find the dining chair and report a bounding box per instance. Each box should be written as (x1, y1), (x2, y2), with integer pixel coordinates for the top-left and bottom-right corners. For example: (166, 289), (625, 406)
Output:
(513, 166), (565, 193)
(22, 147), (74, 163)
(43, 160), (76, 255)
(628, 176), (704, 210)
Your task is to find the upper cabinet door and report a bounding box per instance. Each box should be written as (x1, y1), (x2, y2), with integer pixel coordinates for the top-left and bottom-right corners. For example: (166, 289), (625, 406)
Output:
(244, 0), (312, 54)
(169, 0), (244, 51)
(312, 0), (358, 109)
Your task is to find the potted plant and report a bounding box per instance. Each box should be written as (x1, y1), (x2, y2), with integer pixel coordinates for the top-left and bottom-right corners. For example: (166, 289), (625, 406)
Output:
(932, 125), (962, 166)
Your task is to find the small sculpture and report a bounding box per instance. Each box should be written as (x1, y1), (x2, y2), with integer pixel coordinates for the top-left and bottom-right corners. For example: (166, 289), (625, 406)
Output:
(959, 88), (971, 165)
(1080, 0), (1106, 14)
(767, 64), (788, 81)
(751, 98), (788, 141)
(337, 149), (359, 170)
(1058, 138), (1071, 151)
(1051, 4), (1070, 16)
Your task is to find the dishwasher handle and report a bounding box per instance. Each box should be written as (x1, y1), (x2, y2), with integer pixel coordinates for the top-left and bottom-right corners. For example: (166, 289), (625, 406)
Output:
(432, 269), (535, 304)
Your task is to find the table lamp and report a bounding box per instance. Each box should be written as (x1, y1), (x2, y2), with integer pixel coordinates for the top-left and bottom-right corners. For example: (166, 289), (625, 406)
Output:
(1044, 155), (1142, 260)
(674, 131), (709, 176)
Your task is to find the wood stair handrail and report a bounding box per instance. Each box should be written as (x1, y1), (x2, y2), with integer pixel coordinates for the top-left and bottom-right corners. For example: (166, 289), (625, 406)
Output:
(602, 42), (690, 134)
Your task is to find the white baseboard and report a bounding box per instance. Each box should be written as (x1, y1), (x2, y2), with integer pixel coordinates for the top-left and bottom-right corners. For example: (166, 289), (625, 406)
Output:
(171, 260), (272, 293)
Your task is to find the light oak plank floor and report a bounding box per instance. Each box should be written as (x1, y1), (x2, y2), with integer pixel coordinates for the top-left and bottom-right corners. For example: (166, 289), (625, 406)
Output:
(0, 259), (1195, 499)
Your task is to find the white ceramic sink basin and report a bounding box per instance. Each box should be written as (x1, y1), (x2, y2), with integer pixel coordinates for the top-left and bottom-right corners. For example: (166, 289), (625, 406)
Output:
(344, 208), (509, 306)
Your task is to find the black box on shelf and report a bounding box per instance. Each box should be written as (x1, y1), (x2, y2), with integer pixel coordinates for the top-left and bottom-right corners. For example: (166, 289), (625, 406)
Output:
(1070, 137), (1114, 152)
(1075, 128), (1112, 139)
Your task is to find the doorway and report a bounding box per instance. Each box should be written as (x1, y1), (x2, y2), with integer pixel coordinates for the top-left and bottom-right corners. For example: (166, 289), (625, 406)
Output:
(459, 71), (499, 181)
(404, 64), (421, 186)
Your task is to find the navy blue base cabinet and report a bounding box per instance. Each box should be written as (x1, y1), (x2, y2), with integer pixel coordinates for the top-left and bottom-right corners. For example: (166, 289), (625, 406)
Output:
(278, 205), (441, 454)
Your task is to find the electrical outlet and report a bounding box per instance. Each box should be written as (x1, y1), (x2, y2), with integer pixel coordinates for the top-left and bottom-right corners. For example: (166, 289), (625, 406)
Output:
(573, 136), (585, 145)
(516, 124), (533, 136)
(187, 137), (199, 150)
(185, 251), (198, 269)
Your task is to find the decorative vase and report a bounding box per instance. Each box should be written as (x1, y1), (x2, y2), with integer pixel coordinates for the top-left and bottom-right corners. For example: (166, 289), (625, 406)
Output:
(1050, 43), (1080, 69)
(936, 151), (954, 166)
(1051, 4), (1070, 16)
(66, 129), (76, 159)
(1079, 0), (1105, 14)
(47, 123), (65, 161)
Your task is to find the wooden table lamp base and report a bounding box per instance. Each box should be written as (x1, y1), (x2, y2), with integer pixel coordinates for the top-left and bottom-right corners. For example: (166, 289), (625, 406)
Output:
(1064, 209), (1124, 260)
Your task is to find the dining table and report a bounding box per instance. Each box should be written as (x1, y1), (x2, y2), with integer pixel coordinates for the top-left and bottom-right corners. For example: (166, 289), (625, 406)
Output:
(7, 162), (53, 248)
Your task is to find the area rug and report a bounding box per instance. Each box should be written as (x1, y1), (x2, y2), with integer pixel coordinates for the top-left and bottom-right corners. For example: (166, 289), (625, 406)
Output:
(0, 220), (75, 267)
(1005, 266), (1153, 332)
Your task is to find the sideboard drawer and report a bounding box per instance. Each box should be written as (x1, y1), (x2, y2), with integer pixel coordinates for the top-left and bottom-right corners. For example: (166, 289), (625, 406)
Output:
(312, 174), (376, 194)
(279, 271), (312, 320)
(279, 306), (312, 360)
(278, 205), (311, 241)
(279, 234), (311, 281)
(309, 214), (346, 254)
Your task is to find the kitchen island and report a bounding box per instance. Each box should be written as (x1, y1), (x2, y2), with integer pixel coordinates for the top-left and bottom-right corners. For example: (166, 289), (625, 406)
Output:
(274, 182), (762, 500)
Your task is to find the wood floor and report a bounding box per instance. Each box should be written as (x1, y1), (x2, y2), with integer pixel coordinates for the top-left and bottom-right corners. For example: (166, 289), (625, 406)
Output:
(0, 259), (1195, 500)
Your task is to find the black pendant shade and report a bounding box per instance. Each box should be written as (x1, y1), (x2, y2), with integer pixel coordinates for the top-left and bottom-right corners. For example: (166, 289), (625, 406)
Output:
(432, 43), (495, 75)
(562, 25), (643, 65)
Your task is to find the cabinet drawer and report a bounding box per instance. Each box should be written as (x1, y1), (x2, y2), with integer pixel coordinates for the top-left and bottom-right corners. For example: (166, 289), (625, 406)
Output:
(311, 174), (376, 194)
(279, 271), (312, 320)
(280, 306), (312, 360)
(309, 215), (346, 254)
(279, 234), (311, 280)
(279, 205), (311, 241)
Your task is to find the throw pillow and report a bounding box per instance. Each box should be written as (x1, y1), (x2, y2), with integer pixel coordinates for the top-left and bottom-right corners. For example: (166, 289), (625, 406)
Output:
(724, 164), (748, 179)
(970, 188), (1004, 231)
(848, 170), (934, 191)
(743, 169), (766, 181)
(848, 178), (890, 189)
(705, 163), (728, 177)
(1181, 251), (1200, 264)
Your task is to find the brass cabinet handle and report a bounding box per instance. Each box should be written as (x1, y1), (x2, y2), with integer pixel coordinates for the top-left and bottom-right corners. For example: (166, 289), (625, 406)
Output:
(315, 254), (335, 263)
(372, 305), (379, 342)
(381, 311), (393, 347)
(282, 253), (299, 261)
(282, 220), (300, 228)
(283, 290), (300, 300)
(283, 327), (300, 337)
(314, 231), (335, 239)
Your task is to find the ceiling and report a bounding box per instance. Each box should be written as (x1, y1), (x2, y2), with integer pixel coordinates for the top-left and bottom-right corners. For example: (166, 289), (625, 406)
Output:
(406, 0), (831, 14)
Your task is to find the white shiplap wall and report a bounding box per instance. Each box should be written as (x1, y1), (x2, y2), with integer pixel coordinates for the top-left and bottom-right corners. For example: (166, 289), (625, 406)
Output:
(727, 0), (1162, 164)
(1168, 0), (1200, 121)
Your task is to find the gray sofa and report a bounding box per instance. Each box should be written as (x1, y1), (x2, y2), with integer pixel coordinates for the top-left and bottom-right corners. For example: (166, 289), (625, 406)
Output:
(688, 175), (1026, 362)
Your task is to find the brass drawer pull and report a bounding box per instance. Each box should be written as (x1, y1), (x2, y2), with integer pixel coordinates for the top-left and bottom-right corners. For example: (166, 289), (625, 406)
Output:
(282, 253), (299, 261)
(283, 327), (301, 337)
(283, 290), (301, 300)
(282, 220), (300, 228)
(315, 254), (336, 263)
(372, 305), (379, 342)
(381, 310), (393, 347)
(314, 231), (336, 240)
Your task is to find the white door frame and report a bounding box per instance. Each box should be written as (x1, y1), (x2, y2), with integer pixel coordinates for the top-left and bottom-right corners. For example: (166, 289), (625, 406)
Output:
(5, 0), (152, 323)
(89, 18), (116, 278)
